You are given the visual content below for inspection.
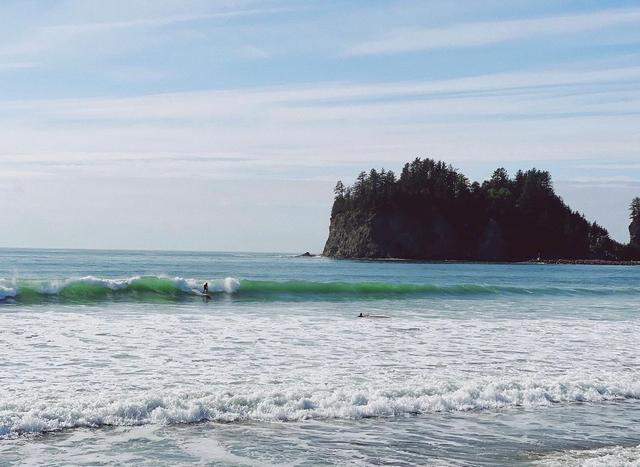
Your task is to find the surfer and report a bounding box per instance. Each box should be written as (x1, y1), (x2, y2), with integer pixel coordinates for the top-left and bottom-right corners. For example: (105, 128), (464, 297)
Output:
(203, 282), (209, 295)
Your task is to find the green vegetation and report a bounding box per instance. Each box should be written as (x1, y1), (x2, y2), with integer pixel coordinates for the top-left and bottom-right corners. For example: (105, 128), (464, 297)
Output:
(630, 197), (640, 220)
(630, 197), (640, 247)
(326, 158), (638, 260)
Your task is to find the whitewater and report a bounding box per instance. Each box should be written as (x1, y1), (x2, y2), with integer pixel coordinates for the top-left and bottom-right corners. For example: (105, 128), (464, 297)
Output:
(1, 248), (639, 466)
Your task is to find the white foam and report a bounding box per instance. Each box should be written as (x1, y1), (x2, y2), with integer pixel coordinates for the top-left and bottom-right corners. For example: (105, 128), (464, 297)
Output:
(0, 285), (17, 300)
(534, 444), (640, 466)
(2, 378), (639, 439)
(67, 276), (133, 292)
(0, 275), (242, 299)
(222, 277), (241, 293)
(1, 276), (138, 296)
(184, 277), (240, 294)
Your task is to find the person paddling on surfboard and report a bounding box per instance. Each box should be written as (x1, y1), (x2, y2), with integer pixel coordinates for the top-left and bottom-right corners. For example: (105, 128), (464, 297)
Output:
(203, 282), (209, 295)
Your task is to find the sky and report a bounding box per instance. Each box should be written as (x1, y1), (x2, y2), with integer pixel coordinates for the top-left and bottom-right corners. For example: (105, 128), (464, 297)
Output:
(0, 0), (639, 252)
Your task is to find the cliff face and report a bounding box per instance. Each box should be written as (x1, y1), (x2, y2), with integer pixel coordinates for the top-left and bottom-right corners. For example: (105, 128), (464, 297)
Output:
(323, 208), (460, 259)
(322, 210), (378, 258)
(631, 218), (640, 246)
(323, 158), (634, 261)
(323, 209), (508, 260)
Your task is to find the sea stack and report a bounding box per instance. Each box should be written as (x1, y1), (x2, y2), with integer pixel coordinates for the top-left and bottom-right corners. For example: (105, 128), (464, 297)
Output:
(324, 158), (637, 261)
(631, 220), (640, 246)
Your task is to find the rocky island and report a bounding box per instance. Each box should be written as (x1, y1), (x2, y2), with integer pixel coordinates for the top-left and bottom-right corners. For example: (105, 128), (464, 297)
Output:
(323, 158), (640, 261)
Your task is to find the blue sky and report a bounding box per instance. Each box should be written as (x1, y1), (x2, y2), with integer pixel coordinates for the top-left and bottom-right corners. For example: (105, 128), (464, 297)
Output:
(0, 0), (639, 251)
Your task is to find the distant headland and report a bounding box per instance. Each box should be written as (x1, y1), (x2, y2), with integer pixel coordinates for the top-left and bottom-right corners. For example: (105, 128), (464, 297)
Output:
(323, 158), (640, 262)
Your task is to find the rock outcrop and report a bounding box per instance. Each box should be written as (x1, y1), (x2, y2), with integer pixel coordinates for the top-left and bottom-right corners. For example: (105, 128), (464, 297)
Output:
(323, 158), (636, 261)
(324, 208), (463, 259)
(630, 218), (640, 246)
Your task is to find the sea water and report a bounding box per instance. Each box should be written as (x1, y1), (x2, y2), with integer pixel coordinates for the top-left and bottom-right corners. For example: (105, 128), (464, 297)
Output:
(0, 248), (639, 466)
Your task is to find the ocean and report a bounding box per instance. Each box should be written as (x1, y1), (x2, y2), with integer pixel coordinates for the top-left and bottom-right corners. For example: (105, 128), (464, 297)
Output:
(0, 248), (639, 466)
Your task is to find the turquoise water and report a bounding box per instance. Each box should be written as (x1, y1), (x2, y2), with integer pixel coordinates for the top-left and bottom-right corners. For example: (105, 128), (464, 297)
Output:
(1, 248), (639, 465)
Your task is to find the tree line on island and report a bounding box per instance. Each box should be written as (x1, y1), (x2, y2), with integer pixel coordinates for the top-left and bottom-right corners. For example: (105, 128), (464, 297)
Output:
(324, 157), (640, 261)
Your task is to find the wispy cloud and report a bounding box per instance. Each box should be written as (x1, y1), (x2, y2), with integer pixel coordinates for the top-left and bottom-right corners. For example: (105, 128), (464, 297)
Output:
(577, 161), (640, 171)
(4, 63), (637, 122)
(346, 7), (640, 55)
(44, 7), (286, 34)
(239, 45), (273, 60)
(0, 61), (38, 71)
(557, 177), (640, 188)
(0, 4), (283, 61)
(0, 61), (637, 179)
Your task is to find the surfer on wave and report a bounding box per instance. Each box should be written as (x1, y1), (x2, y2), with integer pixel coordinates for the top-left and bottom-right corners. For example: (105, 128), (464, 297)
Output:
(203, 282), (208, 295)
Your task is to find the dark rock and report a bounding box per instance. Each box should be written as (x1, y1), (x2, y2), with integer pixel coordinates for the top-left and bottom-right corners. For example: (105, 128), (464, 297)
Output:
(476, 219), (506, 261)
(631, 218), (640, 246)
(323, 158), (640, 261)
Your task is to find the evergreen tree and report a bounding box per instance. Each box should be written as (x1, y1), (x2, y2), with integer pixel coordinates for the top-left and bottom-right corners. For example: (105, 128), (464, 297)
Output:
(630, 197), (640, 220)
(327, 157), (636, 260)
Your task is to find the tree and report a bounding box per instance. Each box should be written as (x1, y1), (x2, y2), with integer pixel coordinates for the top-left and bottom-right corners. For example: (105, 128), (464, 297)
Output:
(489, 168), (510, 188)
(326, 157), (635, 260)
(630, 197), (640, 220)
(384, 170), (396, 185)
(369, 169), (380, 196)
(353, 171), (367, 199)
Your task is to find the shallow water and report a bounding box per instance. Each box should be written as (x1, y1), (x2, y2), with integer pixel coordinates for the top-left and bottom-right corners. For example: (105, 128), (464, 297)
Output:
(1, 248), (639, 465)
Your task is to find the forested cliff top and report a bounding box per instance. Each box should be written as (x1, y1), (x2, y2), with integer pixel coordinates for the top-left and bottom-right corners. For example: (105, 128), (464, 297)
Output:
(324, 158), (640, 261)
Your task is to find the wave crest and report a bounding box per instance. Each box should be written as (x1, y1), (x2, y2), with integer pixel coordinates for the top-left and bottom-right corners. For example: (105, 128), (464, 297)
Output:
(2, 378), (639, 439)
(0, 276), (239, 303)
(1, 276), (640, 304)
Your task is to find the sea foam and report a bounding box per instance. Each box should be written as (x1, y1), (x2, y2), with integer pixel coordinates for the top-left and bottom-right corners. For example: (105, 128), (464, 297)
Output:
(534, 444), (640, 466)
(2, 378), (639, 439)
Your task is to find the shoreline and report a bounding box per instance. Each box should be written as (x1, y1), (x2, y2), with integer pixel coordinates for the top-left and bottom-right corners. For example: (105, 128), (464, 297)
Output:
(319, 256), (640, 265)
(534, 259), (640, 266)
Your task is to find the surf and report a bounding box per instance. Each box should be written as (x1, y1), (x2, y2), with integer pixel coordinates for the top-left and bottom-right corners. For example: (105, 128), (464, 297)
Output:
(2, 376), (639, 439)
(1, 275), (640, 304)
(0, 276), (239, 304)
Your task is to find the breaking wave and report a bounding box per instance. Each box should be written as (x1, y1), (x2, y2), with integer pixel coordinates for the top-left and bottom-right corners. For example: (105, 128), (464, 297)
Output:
(1, 276), (640, 304)
(2, 378), (639, 439)
(0, 276), (239, 303)
(533, 444), (640, 466)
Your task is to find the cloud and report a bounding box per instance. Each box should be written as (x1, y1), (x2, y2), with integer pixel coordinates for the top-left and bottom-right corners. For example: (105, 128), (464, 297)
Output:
(346, 7), (640, 55)
(577, 162), (640, 171)
(0, 59), (637, 184)
(44, 7), (286, 34)
(239, 45), (272, 60)
(0, 61), (38, 71)
(0, 3), (285, 62)
(3, 63), (638, 122)
(557, 178), (640, 188)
